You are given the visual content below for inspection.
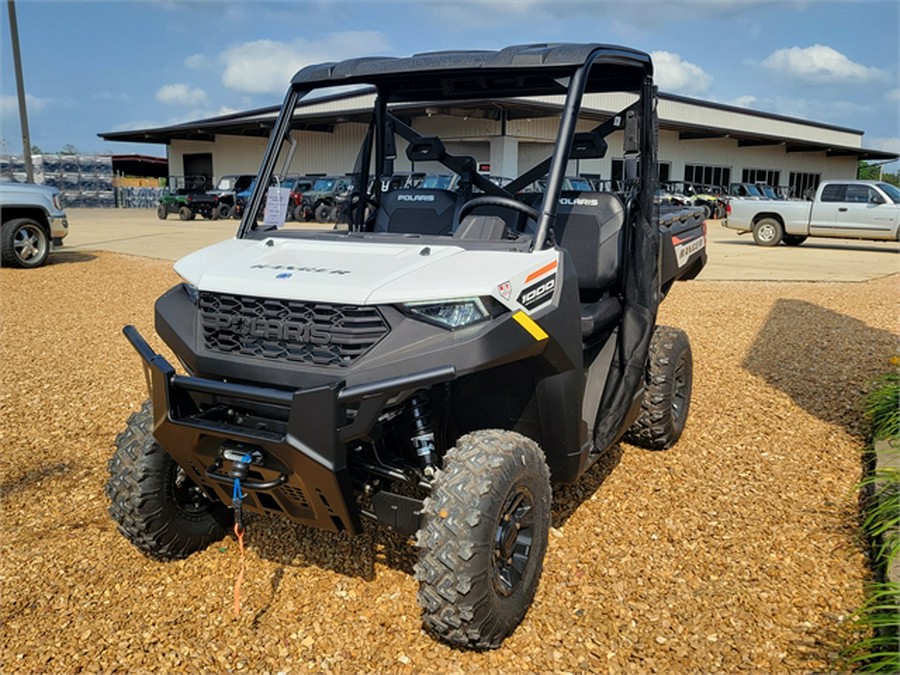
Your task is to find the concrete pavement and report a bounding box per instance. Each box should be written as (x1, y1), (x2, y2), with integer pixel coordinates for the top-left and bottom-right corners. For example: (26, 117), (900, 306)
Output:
(60, 208), (898, 282)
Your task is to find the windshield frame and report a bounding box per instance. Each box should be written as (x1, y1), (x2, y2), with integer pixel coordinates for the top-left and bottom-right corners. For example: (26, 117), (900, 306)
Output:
(236, 45), (655, 246)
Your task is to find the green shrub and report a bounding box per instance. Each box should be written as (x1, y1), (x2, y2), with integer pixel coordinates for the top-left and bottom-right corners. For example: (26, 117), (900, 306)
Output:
(840, 360), (899, 671)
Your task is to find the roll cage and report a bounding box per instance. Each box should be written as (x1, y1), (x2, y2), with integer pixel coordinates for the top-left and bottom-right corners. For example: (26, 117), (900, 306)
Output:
(237, 43), (658, 249)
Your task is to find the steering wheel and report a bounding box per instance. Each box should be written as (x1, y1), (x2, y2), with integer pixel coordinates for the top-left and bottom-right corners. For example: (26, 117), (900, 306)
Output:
(458, 195), (540, 221)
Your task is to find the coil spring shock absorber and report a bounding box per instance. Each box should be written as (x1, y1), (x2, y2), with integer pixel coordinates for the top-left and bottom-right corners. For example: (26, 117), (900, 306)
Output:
(408, 391), (437, 477)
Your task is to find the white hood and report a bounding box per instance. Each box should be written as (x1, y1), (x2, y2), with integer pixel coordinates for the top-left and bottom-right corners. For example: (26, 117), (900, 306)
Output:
(173, 236), (557, 306)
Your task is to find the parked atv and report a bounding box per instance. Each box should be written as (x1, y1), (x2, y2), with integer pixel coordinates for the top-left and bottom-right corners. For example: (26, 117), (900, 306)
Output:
(301, 175), (352, 222)
(108, 43), (706, 650)
(207, 174), (254, 219)
(157, 175), (218, 221)
(286, 175), (316, 221)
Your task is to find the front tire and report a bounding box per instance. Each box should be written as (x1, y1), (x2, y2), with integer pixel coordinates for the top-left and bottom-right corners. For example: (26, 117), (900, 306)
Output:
(157, 204), (168, 220)
(416, 430), (551, 649)
(752, 217), (783, 246)
(782, 234), (807, 246)
(106, 401), (230, 560)
(624, 326), (693, 450)
(1, 218), (50, 268)
(315, 202), (332, 223)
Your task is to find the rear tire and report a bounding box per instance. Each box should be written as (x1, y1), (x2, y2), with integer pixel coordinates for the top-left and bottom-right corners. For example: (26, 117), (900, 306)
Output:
(178, 206), (193, 221)
(752, 217), (783, 246)
(106, 401), (230, 560)
(624, 326), (693, 450)
(416, 429), (551, 649)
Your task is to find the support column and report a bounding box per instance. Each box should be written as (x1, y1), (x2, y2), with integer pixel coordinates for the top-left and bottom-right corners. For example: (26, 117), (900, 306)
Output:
(489, 135), (519, 180)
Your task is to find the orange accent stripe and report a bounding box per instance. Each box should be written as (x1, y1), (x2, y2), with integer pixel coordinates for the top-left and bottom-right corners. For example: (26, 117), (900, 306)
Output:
(525, 260), (558, 283)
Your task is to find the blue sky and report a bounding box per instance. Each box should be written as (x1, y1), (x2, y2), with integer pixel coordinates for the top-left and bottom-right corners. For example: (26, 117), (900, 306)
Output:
(2, 0), (898, 169)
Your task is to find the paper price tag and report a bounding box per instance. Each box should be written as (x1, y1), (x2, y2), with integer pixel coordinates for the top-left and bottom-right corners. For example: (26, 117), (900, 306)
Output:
(264, 186), (292, 228)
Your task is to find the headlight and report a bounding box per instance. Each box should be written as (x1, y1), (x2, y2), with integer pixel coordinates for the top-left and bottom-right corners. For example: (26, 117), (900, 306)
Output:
(181, 282), (199, 305)
(52, 193), (63, 210)
(176, 273), (199, 305)
(401, 297), (491, 330)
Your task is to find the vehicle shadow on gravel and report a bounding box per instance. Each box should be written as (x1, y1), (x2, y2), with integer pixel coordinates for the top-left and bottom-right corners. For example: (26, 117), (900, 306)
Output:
(243, 446), (624, 583)
(551, 445), (623, 527)
(47, 251), (98, 265)
(742, 298), (897, 439)
(0, 462), (71, 498)
(246, 512), (417, 581)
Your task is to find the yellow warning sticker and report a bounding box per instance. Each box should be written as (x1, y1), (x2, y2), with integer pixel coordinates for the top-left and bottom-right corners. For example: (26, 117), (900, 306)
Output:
(512, 311), (549, 341)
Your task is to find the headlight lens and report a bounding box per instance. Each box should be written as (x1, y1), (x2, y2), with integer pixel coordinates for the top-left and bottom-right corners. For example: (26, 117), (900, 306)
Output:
(401, 297), (490, 330)
(52, 193), (63, 210)
(182, 282), (199, 305)
(176, 272), (199, 305)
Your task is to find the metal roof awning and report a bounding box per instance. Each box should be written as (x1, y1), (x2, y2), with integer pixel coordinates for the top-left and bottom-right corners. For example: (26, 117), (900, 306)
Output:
(99, 89), (898, 163)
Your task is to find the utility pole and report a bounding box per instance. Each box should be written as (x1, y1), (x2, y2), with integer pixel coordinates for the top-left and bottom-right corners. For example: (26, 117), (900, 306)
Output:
(7, 0), (34, 183)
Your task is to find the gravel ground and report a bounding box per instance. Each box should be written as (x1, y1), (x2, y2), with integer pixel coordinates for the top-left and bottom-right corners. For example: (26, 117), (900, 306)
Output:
(1, 249), (897, 673)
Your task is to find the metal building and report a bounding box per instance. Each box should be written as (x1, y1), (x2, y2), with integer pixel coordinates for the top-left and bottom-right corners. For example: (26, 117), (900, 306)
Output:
(100, 88), (896, 197)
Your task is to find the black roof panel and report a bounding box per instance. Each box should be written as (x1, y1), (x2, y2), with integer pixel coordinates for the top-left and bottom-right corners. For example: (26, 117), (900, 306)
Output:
(290, 43), (653, 101)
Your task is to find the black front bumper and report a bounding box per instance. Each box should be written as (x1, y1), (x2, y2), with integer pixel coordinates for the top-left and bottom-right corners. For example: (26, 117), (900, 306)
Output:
(123, 325), (455, 535)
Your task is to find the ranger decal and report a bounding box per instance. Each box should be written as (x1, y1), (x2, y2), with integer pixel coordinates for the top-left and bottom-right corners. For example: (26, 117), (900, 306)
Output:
(673, 234), (706, 268)
(250, 263), (351, 275)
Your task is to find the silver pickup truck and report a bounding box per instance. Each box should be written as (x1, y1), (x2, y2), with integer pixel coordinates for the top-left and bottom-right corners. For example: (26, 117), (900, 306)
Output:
(723, 179), (900, 246)
(0, 181), (69, 267)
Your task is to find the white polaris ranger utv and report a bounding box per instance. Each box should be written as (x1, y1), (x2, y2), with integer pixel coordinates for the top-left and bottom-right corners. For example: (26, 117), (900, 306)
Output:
(107, 43), (706, 649)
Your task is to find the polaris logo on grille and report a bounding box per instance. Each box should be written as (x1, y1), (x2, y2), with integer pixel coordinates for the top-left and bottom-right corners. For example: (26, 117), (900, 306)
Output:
(559, 197), (599, 207)
(202, 314), (332, 344)
(397, 194), (436, 202)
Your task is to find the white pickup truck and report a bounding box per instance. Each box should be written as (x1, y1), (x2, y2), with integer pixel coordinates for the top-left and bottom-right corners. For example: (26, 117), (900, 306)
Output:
(0, 181), (69, 267)
(723, 179), (900, 246)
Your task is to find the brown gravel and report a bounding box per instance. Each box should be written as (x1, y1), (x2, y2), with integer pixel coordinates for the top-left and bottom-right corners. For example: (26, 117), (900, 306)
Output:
(1, 249), (897, 673)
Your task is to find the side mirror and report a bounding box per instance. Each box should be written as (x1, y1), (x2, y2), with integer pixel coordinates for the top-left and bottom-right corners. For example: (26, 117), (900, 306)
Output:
(871, 193), (886, 204)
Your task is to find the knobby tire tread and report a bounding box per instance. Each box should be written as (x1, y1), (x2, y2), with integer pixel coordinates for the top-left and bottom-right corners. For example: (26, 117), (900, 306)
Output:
(415, 429), (551, 649)
(105, 401), (228, 561)
(623, 325), (693, 450)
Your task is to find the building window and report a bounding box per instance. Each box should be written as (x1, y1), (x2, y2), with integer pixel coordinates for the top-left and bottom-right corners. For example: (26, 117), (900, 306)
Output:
(789, 172), (820, 199)
(658, 162), (671, 183)
(742, 168), (781, 186)
(684, 163), (731, 188)
(611, 160), (672, 183)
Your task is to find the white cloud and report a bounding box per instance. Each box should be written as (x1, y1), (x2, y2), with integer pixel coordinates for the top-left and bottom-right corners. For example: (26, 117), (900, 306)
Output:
(219, 31), (391, 95)
(1, 93), (52, 116)
(184, 54), (209, 70)
(761, 45), (889, 84)
(726, 95), (757, 108)
(111, 119), (162, 132)
(886, 89), (900, 103)
(649, 51), (713, 95)
(156, 83), (208, 107)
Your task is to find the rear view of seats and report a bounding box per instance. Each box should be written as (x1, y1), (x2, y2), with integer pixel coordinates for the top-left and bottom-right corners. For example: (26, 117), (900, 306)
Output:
(551, 191), (626, 338)
(373, 189), (461, 235)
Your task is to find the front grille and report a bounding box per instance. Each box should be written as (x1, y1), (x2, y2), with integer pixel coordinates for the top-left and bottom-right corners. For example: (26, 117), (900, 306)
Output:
(199, 292), (389, 367)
